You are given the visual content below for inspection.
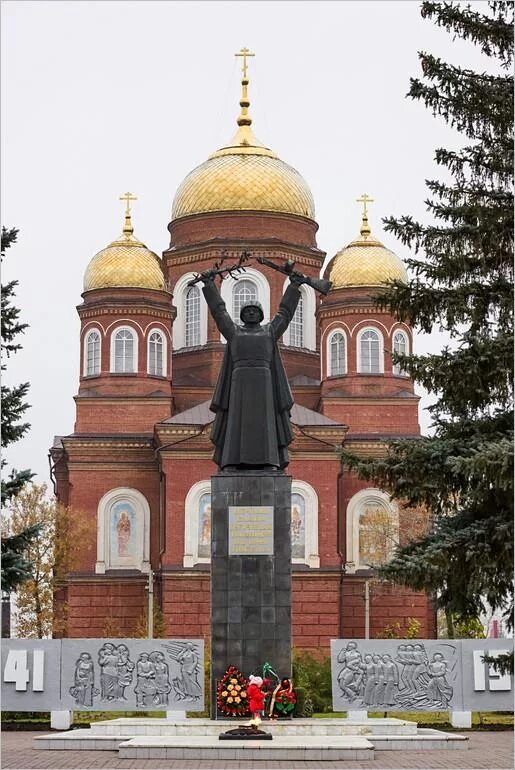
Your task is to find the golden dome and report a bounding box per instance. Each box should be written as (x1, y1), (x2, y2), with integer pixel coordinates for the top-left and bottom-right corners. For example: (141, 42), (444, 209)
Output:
(84, 199), (165, 292)
(172, 70), (315, 221)
(328, 206), (407, 289)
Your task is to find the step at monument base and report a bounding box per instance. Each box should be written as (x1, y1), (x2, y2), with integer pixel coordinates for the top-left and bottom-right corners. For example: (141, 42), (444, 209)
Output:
(34, 717), (469, 758)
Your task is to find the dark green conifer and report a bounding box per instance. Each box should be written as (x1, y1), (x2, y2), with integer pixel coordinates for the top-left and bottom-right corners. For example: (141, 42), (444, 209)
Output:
(341, 2), (514, 638)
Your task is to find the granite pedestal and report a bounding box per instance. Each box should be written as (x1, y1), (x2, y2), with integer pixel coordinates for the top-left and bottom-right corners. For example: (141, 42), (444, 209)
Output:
(210, 472), (291, 717)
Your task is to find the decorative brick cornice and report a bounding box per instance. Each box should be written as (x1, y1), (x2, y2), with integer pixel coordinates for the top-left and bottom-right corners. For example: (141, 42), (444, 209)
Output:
(164, 245), (324, 269)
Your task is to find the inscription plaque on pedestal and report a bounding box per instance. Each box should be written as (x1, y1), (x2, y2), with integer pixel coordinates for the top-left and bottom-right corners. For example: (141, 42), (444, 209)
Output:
(229, 506), (274, 556)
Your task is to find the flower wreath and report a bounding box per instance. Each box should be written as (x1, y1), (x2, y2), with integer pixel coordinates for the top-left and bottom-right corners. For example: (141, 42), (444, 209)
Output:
(216, 665), (250, 717)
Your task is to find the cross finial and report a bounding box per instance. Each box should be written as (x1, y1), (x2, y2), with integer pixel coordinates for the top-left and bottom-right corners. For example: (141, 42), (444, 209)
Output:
(356, 193), (374, 218)
(119, 191), (137, 215)
(356, 193), (374, 239)
(235, 47), (255, 80)
(119, 192), (137, 237)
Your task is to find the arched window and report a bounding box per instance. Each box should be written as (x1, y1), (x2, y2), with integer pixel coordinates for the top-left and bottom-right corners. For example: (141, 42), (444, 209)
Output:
(148, 330), (165, 376)
(233, 279), (258, 321)
(289, 295), (304, 347)
(358, 328), (383, 373)
(185, 285), (201, 347)
(393, 330), (409, 376)
(329, 331), (346, 376)
(346, 489), (399, 572)
(112, 327), (136, 373)
(95, 487), (150, 574)
(183, 481), (212, 567)
(84, 329), (101, 376)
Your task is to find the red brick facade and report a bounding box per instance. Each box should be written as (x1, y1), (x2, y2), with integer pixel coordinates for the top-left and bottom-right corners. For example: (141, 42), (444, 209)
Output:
(51, 204), (436, 653)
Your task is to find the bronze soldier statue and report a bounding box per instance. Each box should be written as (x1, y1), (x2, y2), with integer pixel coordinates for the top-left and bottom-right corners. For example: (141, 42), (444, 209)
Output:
(194, 256), (331, 471)
(199, 273), (300, 470)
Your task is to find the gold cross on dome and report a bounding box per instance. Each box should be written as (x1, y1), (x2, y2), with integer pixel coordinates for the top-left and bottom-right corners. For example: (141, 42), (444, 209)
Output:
(119, 191), (137, 215)
(356, 193), (374, 217)
(235, 47), (255, 79)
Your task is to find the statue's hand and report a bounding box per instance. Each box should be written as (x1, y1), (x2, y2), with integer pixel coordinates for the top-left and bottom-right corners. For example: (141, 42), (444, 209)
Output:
(289, 272), (305, 286)
(200, 269), (218, 284)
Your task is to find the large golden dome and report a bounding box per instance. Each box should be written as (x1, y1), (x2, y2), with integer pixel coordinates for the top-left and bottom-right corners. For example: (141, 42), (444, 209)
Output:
(172, 72), (315, 221)
(84, 200), (165, 292)
(327, 207), (407, 289)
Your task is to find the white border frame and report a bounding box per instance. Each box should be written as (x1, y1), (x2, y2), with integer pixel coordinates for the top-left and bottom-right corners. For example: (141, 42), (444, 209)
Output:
(392, 328), (410, 376)
(281, 277), (316, 351)
(109, 325), (139, 373)
(95, 487), (151, 574)
(83, 327), (102, 376)
(183, 480), (211, 567)
(221, 267), (271, 325)
(182, 479), (319, 568)
(292, 480), (320, 568)
(345, 488), (399, 572)
(147, 327), (168, 377)
(326, 327), (347, 377)
(173, 272), (208, 350)
(356, 325), (384, 374)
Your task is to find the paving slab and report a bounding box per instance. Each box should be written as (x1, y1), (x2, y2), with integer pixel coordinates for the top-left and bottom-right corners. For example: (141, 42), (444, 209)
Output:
(2, 728), (513, 769)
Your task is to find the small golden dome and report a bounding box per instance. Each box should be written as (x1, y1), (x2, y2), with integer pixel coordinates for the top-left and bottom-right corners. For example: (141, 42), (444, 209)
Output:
(84, 196), (165, 292)
(328, 203), (407, 289)
(172, 69), (315, 221)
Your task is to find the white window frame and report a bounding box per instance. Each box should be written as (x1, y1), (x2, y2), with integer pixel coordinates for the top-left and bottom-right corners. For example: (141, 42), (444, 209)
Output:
(83, 327), (102, 376)
(345, 488), (399, 572)
(182, 478), (319, 568)
(221, 267), (270, 329)
(356, 326), (384, 374)
(281, 278), (316, 351)
(172, 272), (208, 350)
(291, 480), (320, 568)
(110, 325), (138, 373)
(183, 480), (212, 567)
(326, 328), (347, 377)
(95, 487), (150, 574)
(392, 328), (409, 376)
(147, 327), (167, 377)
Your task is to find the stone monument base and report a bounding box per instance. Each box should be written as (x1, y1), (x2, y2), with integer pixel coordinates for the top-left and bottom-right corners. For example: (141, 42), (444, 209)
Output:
(210, 471), (292, 717)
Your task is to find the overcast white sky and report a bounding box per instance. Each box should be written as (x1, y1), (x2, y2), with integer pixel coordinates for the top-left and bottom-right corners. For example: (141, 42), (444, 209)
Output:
(1, 1), (491, 484)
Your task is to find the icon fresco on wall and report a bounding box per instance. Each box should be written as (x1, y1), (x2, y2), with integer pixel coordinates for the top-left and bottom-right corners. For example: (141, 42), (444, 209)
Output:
(291, 493), (306, 559)
(62, 639), (204, 710)
(110, 501), (137, 563)
(334, 640), (458, 710)
(197, 493), (211, 558)
(358, 504), (394, 567)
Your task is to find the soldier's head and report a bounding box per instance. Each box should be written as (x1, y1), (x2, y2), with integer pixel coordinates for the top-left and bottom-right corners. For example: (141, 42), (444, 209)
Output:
(240, 302), (264, 325)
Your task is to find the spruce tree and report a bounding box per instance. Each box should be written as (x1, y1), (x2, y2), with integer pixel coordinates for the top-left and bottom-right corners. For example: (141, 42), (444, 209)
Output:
(1, 227), (37, 594)
(341, 2), (514, 635)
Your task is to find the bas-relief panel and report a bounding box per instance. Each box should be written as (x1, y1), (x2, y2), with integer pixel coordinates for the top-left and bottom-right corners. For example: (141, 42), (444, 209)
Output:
(1, 639), (205, 711)
(331, 639), (514, 712)
(61, 639), (205, 711)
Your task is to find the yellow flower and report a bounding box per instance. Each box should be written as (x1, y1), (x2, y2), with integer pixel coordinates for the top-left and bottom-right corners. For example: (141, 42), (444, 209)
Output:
(227, 697), (233, 703)
(241, 690), (247, 697)
(235, 685), (241, 691)
(230, 678), (238, 684)
(221, 690), (228, 697)
(227, 684), (234, 691)
(234, 696), (241, 703)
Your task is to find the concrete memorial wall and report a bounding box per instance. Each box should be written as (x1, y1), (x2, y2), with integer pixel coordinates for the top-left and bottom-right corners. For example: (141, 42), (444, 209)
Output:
(331, 639), (513, 712)
(2, 638), (204, 711)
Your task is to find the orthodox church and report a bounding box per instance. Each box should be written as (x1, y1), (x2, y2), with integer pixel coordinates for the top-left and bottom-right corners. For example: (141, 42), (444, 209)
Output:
(51, 54), (435, 649)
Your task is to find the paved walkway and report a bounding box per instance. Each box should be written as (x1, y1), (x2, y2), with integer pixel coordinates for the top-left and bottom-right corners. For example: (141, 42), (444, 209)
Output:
(1, 729), (513, 770)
